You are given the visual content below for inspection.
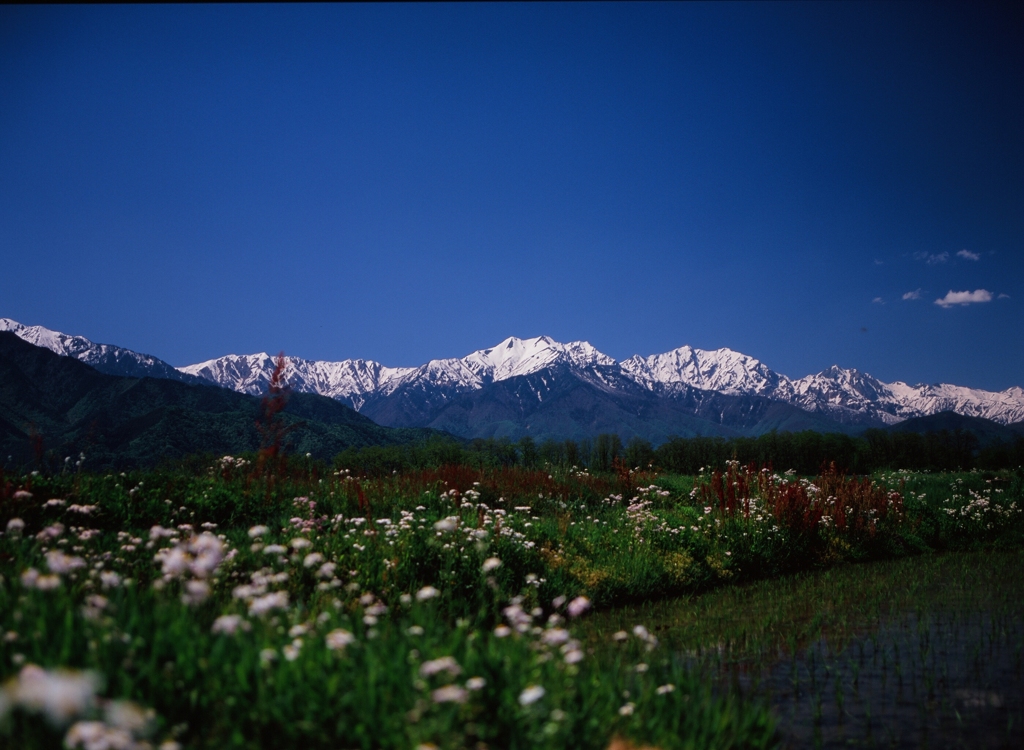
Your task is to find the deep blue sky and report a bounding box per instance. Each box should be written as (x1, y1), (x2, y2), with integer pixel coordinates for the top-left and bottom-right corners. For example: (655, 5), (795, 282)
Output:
(1, 3), (1021, 390)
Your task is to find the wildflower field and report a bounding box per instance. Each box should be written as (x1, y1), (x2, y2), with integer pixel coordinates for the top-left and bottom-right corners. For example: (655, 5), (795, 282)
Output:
(1, 457), (1022, 749)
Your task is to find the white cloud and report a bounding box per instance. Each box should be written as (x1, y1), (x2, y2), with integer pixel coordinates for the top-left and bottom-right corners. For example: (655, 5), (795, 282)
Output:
(998, 293), (1010, 299)
(934, 289), (993, 308)
(902, 289), (922, 300)
(872, 297), (884, 304)
(914, 251), (949, 265)
(957, 249), (980, 261)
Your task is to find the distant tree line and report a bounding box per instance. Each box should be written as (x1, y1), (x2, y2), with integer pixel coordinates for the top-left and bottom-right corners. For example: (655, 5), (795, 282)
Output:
(333, 429), (1024, 477)
(654, 429), (1024, 475)
(333, 434), (632, 476)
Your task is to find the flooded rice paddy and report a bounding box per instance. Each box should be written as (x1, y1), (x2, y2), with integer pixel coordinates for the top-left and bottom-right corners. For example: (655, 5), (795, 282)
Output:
(583, 549), (1024, 749)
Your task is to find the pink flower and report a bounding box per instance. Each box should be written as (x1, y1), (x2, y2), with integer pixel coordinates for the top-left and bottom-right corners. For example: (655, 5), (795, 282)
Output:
(566, 596), (591, 617)
(431, 685), (468, 703)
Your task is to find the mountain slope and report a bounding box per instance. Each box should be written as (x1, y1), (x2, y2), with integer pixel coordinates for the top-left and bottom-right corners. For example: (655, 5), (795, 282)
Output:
(416, 364), (737, 442)
(0, 332), (437, 469)
(392, 363), (861, 443)
(0, 318), (206, 385)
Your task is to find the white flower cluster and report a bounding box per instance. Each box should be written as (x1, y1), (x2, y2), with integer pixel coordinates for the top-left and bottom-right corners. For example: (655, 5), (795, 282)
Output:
(217, 455), (249, 469)
(20, 548), (88, 591)
(942, 483), (1020, 528)
(0, 664), (175, 749)
(411, 652), (487, 706)
(152, 531), (228, 606)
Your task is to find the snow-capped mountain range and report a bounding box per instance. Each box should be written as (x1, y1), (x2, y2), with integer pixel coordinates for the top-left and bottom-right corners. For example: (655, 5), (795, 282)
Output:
(621, 349), (1024, 426)
(4, 318), (1023, 433)
(178, 336), (618, 410)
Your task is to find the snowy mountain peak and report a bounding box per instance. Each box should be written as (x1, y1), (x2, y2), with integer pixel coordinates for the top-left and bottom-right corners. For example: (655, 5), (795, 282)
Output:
(788, 366), (897, 422)
(461, 336), (616, 383)
(621, 344), (783, 395)
(794, 366), (887, 396)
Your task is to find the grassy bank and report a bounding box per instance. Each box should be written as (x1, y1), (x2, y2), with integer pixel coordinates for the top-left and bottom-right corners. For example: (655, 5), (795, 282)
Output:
(1, 460), (1021, 748)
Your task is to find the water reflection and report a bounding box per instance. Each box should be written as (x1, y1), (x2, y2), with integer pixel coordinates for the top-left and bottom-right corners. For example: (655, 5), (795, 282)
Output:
(582, 550), (1024, 748)
(758, 609), (1023, 748)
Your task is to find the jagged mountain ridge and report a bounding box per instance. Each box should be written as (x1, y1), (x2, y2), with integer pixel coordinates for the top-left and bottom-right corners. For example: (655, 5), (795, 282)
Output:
(621, 345), (786, 396)
(622, 347), (1024, 426)
(176, 338), (1024, 428)
(5, 318), (1023, 433)
(177, 336), (616, 410)
(178, 352), (413, 410)
(0, 318), (205, 386)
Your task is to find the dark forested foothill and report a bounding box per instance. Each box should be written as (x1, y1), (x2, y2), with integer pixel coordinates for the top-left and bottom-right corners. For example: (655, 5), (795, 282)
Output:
(0, 332), (439, 470)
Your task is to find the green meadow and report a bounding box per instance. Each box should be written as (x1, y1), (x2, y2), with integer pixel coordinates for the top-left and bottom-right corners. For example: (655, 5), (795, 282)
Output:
(1, 457), (1021, 749)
